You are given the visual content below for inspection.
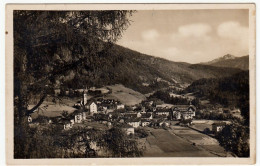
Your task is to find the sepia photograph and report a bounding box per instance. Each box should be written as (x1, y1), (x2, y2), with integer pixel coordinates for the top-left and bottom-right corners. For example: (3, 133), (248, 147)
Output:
(5, 3), (256, 165)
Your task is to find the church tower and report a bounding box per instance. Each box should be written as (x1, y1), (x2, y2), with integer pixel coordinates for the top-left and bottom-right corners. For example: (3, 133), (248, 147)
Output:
(83, 88), (88, 105)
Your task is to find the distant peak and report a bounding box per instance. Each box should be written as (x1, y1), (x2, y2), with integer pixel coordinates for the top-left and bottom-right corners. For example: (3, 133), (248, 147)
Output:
(222, 54), (236, 60)
(203, 54), (237, 64)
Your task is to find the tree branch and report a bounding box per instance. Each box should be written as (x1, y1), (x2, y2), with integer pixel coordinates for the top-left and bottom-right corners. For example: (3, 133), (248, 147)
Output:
(27, 92), (47, 115)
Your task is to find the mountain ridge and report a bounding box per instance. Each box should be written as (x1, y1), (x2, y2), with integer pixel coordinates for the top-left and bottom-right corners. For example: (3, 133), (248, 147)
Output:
(201, 54), (249, 70)
(59, 43), (243, 94)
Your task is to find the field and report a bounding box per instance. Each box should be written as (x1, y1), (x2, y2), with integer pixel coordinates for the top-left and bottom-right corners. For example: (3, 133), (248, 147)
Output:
(192, 120), (231, 132)
(28, 96), (87, 118)
(142, 128), (216, 157)
(28, 84), (145, 119)
(140, 126), (232, 157)
(106, 84), (146, 105)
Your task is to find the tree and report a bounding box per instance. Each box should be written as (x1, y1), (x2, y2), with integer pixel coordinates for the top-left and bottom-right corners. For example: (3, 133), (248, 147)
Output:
(203, 128), (211, 134)
(216, 123), (249, 157)
(104, 127), (142, 157)
(14, 10), (134, 158)
(61, 110), (69, 119)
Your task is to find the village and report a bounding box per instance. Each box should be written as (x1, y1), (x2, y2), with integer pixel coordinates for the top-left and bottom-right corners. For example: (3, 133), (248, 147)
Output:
(27, 86), (233, 150)
(26, 85), (236, 157)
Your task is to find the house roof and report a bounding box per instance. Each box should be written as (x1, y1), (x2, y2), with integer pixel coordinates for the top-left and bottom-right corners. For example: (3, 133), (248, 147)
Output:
(141, 113), (152, 118)
(172, 105), (196, 112)
(212, 122), (226, 126)
(125, 118), (141, 123)
(87, 100), (97, 106)
(154, 114), (167, 118)
(155, 109), (170, 113)
(121, 124), (134, 129)
(124, 113), (138, 118)
(141, 119), (151, 123)
(71, 109), (84, 116)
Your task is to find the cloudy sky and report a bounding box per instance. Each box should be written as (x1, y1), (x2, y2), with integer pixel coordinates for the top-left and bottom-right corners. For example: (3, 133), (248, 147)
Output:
(117, 10), (249, 64)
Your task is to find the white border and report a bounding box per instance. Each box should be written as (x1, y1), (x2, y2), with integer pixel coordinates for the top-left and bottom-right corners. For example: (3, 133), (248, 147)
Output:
(1, 1), (258, 166)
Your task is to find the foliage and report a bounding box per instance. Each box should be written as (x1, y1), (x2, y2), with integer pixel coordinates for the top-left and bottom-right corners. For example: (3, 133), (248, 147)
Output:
(34, 115), (50, 124)
(180, 119), (192, 125)
(216, 123), (249, 157)
(104, 127), (142, 157)
(14, 10), (134, 158)
(14, 125), (90, 158)
(195, 111), (231, 120)
(149, 90), (200, 106)
(14, 10), (134, 115)
(135, 128), (149, 138)
(61, 110), (69, 119)
(14, 125), (143, 158)
(203, 128), (211, 134)
(185, 71), (249, 126)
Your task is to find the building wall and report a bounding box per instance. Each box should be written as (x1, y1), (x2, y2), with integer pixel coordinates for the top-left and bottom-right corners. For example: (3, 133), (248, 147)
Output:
(82, 112), (87, 120)
(83, 93), (87, 105)
(90, 103), (98, 113)
(128, 122), (140, 128)
(125, 128), (134, 135)
(117, 104), (125, 109)
(142, 122), (150, 127)
(75, 114), (83, 123)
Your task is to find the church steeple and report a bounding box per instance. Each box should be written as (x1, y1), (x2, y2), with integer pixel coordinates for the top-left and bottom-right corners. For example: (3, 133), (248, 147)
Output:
(83, 88), (88, 105)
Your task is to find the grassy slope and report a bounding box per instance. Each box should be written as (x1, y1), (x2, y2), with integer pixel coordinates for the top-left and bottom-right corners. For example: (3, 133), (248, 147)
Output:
(105, 84), (146, 105)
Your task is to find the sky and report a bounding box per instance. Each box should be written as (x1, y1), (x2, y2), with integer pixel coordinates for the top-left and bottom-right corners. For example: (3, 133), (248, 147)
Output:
(116, 10), (249, 64)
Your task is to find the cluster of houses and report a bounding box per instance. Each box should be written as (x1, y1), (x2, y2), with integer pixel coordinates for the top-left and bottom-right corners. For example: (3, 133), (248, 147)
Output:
(28, 90), (197, 135)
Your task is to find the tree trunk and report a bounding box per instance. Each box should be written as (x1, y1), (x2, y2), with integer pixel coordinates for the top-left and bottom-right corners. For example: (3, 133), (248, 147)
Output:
(14, 51), (30, 158)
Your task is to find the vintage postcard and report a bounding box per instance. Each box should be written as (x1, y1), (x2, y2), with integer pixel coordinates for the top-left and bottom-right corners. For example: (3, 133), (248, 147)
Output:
(5, 3), (256, 165)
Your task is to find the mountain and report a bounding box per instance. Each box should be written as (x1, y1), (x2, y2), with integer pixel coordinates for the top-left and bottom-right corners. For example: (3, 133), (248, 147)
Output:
(60, 44), (243, 94)
(205, 54), (236, 64)
(202, 54), (249, 70)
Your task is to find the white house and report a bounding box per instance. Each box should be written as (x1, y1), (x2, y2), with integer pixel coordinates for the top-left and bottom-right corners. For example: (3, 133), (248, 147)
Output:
(126, 119), (141, 128)
(155, 109), (170, 116)
(172, 111), (181, 120)
(212, 122), (226, 134)
(137, 112), (142, 118)
(141, 120), (150, 127)
(63, 120), (73, 130)
(117, 104), (125, 110)
(89, 102), (98, 115)
(73, 110), (83, 123)
(172, 105), (196, 120)
(74, 113), (82, 123)
(70, 119), (75, 125)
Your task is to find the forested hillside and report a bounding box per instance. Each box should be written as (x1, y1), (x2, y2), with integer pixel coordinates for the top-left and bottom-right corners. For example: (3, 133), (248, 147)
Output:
(58, 44), (243, 94)
(184, 71), (249, 125)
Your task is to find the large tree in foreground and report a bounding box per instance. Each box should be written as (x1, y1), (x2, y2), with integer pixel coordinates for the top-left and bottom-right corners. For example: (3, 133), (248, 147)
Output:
(14, 10), (134, 158)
